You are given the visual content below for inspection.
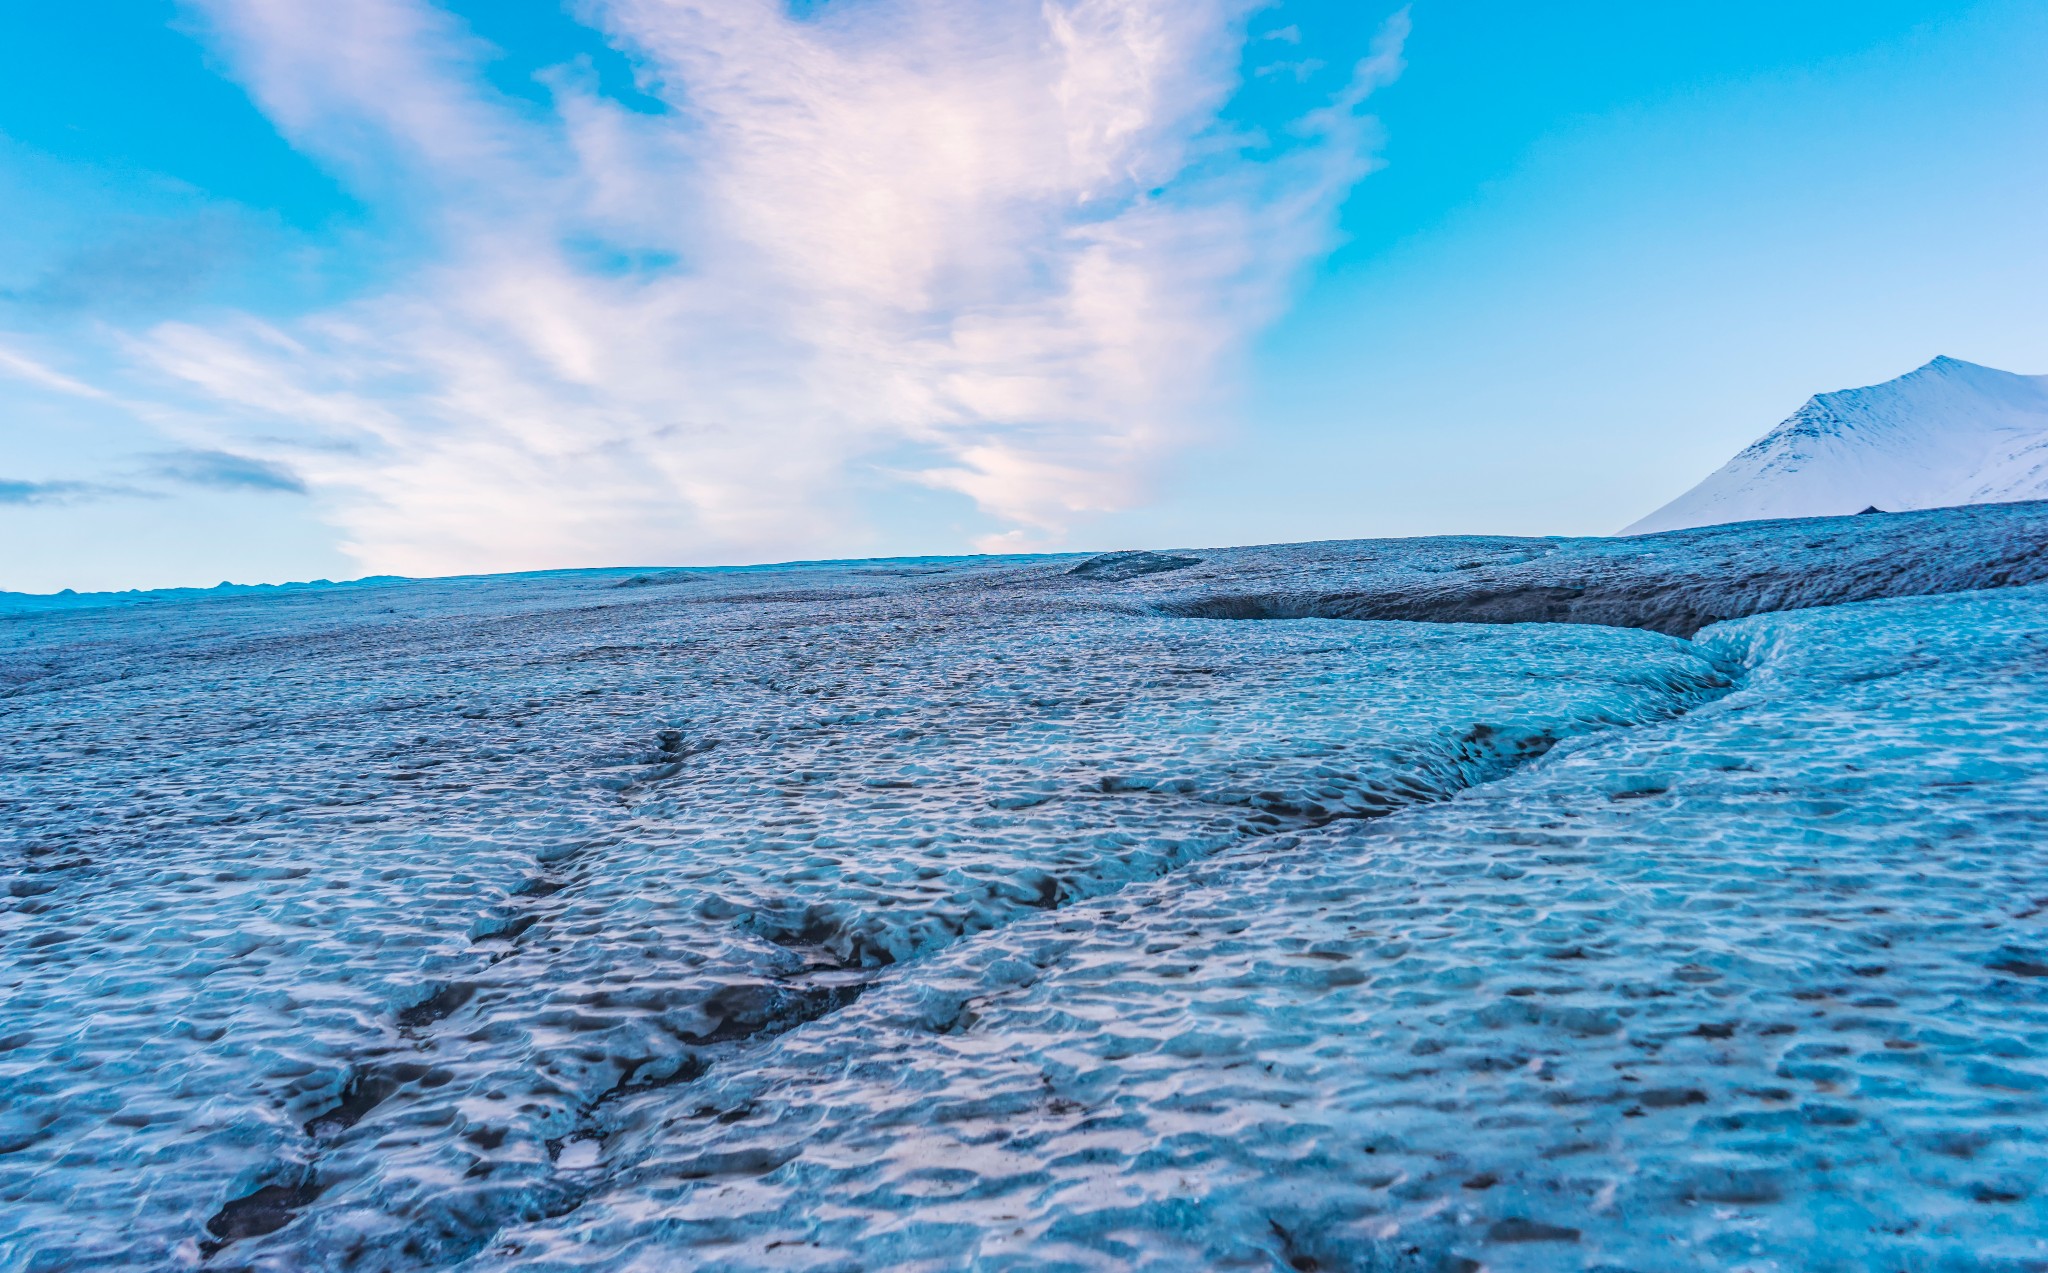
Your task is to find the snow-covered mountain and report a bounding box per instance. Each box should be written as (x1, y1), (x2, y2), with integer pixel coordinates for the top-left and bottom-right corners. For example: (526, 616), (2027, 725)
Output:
(1625, 355), (2048, 534)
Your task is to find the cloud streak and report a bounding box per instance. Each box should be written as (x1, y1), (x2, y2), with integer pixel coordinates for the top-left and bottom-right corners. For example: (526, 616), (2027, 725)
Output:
(149, 448), (308, 494)
(0, 479), (133, 506)
(138, 0), (1404, 575)
(0, 343), (116, 400)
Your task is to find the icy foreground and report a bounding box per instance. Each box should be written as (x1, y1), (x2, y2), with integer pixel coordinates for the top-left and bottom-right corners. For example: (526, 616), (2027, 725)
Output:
(1627, 356), (2048, 534)
(3, 504), (2048, 1271)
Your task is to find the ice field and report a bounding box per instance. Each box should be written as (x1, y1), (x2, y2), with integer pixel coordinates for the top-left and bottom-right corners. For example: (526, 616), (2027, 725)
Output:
(4, 502), (2048, 1271)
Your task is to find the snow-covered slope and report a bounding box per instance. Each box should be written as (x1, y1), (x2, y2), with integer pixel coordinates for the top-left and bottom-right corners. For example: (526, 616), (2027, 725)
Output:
(1626, 355), (2048, 534)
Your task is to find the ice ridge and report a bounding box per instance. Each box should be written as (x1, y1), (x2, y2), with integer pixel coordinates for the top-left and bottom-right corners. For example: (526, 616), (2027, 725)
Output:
(1145, 498), (2048, 636)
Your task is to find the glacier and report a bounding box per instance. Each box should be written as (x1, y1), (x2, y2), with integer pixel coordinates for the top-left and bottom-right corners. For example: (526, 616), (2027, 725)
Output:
(3, 501), (2047, 1271)
(1626, 356), (2048, 534)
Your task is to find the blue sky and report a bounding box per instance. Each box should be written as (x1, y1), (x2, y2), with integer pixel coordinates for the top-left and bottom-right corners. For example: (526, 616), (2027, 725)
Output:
(2, 0), (2044, 592)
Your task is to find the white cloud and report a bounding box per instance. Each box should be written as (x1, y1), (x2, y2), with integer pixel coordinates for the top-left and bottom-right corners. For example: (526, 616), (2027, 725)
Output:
(0, 341), (116, 400)
(142, 0), (1405, 575)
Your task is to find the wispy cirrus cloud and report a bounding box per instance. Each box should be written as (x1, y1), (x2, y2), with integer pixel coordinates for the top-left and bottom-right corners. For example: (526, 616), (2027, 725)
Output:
(0, 343), (117, 401)
(149, 448), (308, 494)
(0, 479), (123, 506)
(133, 0), (1405, 575)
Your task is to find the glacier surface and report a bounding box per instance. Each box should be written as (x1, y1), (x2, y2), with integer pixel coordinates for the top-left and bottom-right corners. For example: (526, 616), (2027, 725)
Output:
(1627, 356), (2048, 534)
(3, 503), (2047, 1271)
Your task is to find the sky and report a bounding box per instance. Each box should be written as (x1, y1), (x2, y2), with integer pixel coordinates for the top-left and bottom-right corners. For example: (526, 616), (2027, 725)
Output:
(2, 0), (2045, 593)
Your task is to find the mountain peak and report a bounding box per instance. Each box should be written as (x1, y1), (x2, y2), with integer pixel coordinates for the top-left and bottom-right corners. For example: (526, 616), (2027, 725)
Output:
(1625, 357), (2048, 534)
(1910, 354), (2008, 380)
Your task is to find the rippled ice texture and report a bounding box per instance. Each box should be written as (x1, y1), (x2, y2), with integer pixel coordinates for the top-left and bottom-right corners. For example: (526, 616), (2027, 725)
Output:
(2, 515), (2045, 1272)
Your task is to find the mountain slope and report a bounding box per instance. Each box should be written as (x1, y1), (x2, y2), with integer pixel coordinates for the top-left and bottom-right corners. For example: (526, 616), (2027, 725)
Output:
(1626, 355), (2048, 534)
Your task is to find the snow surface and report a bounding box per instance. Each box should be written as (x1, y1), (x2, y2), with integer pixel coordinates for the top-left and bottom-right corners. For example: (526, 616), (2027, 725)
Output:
(1626, 356), (2048, 534)
(3, 506), (2047, 1271)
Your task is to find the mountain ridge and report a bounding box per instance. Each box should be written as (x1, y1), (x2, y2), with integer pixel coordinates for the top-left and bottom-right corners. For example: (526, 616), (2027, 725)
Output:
(1625, 355), (2048, 534)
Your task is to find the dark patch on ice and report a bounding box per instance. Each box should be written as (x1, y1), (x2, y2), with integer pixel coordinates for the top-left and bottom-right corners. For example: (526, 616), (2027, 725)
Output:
(1609, 786), (1670, 801)
(1681, 1170), (1785, 1205)
(304, 1065), (416, 1137)
(1023, 871), (1063, 909)
(200, 1178), (322, 1255)
(1988, 955), (2048, 978)
(1266, 1220), (1322, 1271)
(0, 1125), (50, 1155)
(667, 1144), (801, 1181)
(1067, 550), (1202, 581)
(748, 909), (890, 968)
(643, 728), (717, 762)
(1486, 1218), (1580, 1243)
(922, 998), (983, 1035)
(1458, 722), (1559, 766)
(675, 977), (872, 1047)
(397, 981), (477, 1028)
(470, 912), (539, 943)
(602, 728), (717, 790)
(1638, 1087), (1708, 1109)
